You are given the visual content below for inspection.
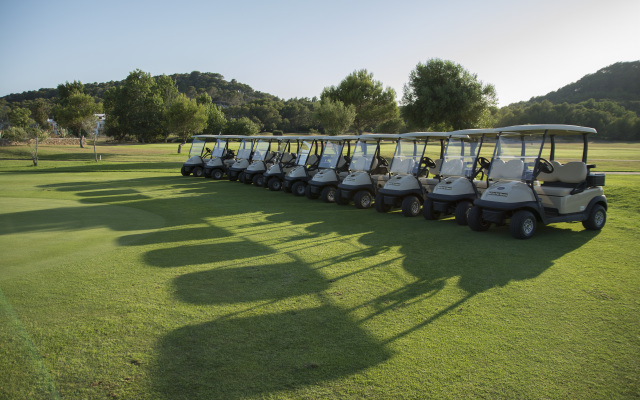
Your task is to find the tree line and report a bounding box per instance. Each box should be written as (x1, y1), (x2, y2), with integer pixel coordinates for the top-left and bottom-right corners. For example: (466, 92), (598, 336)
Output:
(1, 60), (639, 142)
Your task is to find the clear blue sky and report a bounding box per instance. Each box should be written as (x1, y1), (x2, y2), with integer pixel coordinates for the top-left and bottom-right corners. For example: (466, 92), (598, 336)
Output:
(1, 0), (638, 107)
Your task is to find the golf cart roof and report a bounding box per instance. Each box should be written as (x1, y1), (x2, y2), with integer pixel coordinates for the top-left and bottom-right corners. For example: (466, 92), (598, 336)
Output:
(497, 124), (597, 136)
(448, 128), (500, 137)
(357, 133), (401, 141)
(400, 132), (450, 140)
(192, 134), (219, 140)
(216, 135), (255, 140)
(324, 135), (358, 142)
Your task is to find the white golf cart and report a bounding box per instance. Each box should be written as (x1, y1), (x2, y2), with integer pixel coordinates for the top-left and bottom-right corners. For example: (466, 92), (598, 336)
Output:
(202, 135), (240, 180)
(468, 124), (607, 239)
(241, 136), (278, 185)
(263, 137), (300, 191)
(305, 135), (355, 202)
(227, 136), (258, 182)
(375, 132), (448, 216)
(282, 137), (324, 195)
(423, 129), (498, 224)
(335, 134), (399, 208)
(180, 134), (216, 177)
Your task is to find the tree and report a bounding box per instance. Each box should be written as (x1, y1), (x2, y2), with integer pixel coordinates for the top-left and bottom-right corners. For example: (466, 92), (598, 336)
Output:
(321, 69), (398, 134)
(313, 98), (355, 136)
(402, 59), (497, 131)
(8, 107), (34, 128)
(103, 70), (164, 142)
(156, 75), (180, 142)
(197, 94), (227, 135)
(224, 117), (259, 135)
(167, 93), (208, 143)
(52, 81), (102, 147)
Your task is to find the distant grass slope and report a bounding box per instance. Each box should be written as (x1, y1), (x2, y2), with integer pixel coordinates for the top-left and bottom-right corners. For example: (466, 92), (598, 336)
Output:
(0, 163), (638, 399)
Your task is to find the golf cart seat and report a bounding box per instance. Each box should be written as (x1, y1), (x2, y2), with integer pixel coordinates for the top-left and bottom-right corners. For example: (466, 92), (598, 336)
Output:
(337, 155), (348, 169)
(490, 159), (524, 181)
(429, 159), (443, 176)
(535, 161), (588, 196)
(265, 151), (276, 162)
(281, 153), (295, 164)
(307, 154), (319, 168)
(440, 159), (464, 177)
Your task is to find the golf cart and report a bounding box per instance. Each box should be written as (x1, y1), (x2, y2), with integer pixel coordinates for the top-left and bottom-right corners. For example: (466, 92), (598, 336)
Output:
(335, 134), (399, 208)
(227, 136), (257, 182)
(240, 136), (278, 185)
(180, 135), (216, 177)
(305, 135), (355, 202)
(468, 124), (607, 239)
(375, 132), (448, 216)
(263, 137), (300, 191)
(423, 129), (498, 224)
(202, 135), (238, 180)
(282, 137), (324, 195)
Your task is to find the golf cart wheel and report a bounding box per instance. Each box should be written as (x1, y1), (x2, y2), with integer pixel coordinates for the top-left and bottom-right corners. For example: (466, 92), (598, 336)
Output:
(228, 172), (238, 182)
(321, 186), (337, 203)
(180, 166), (190, 176)
(305, 185), (319, 199)
(468, 206), (490, 231)
(292, 181), (306, 196)
(282, 181), (292, 193)
(243, 174), (253, 184)
(253, 174), (265, 187)
(582, 204), (606, 230)
(422, 198), (440, 220)
(401, 195), (421, 217)
(454, 200), (472, 226)
(334, 189), (347, 205)
(193, 166), (204, 178)
(354, 190), (373, 209)
(238, 172), (246, 183)
(510, 210), (537, 239)
(211, 169), (224, 180)
(268, 177), (282, 191)
(375, 193), (391, 213)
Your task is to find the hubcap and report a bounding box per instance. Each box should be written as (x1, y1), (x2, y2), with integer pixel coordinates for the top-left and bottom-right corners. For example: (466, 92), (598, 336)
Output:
(327, 190), (335, 202)
(411, 201), (420, 214)
(362, 195), (371, 208)
(595, 210), (605, 226)
(523, 218), (534, 235)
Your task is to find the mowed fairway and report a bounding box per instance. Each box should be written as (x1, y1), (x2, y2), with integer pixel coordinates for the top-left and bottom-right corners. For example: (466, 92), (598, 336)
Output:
(0, 142), (639, 399)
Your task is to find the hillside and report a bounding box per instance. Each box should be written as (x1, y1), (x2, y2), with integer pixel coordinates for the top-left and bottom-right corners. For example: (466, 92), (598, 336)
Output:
(527, 60), (640, 113)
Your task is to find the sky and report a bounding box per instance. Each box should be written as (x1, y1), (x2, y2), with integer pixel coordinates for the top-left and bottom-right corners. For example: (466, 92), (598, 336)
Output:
(1, 0), (639, 107)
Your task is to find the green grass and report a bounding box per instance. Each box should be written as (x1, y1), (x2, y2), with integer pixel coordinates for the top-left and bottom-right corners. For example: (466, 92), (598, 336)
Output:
(0, 151), (639, 399)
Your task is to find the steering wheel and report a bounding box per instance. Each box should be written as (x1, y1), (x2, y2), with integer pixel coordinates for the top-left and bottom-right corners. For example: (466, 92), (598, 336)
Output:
(422, 157), (437, 169)
(378, 156), (389, 166)
(537, 158), (554, 174)
(478, 157), (491, 169)
(205, 147), (211, 153)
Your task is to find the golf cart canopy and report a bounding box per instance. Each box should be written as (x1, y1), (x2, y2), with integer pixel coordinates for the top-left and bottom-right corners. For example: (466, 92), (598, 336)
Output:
(498, 124), (596, 136)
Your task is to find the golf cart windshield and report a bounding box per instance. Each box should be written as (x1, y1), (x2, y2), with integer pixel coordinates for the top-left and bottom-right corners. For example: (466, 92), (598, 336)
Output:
(211, 140), (227, 158)
(390, 139), (427, 175)
(189, 138), (206, 158)
(489, 133), (543, 181)
(252, 140), (270, 161)
(318, 141), (344, 169)
(441, 136), (482, 177)
(237, 140), (253, 159)
(350, 141), (377, 171)
(295, 141), (312, 166)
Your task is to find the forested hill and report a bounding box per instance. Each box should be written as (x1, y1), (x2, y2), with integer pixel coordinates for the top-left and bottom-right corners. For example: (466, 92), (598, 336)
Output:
(525, 61), (640, 113)
(1, 71), (277, 106)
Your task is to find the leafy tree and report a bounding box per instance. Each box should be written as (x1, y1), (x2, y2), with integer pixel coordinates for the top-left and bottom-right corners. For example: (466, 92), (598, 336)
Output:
(28, 98), (52, 129)
(8, 107), (34, 128)
(224, 117), (259, 135)
(167, 93), (208, 143)
(52, 81), (102, 146)
(156, 75), (180, 142)
(402, 59), (497, 131)
(321, 69), (398, 134)
(197, 94), (227, 135)
(103, 69), (164, 142)
(313, 98), (356, 136)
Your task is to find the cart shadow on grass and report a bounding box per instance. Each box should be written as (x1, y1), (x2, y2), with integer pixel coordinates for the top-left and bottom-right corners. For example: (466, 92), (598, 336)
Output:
(34, 176), (601, 398)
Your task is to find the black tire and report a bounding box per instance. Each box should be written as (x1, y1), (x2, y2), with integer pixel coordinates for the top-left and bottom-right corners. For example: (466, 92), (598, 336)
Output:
(582, 204), (606, 230)
(192, 166), (204, 178)
(292, 181), (306, 196)
(305, 184), (319, 199)
(282, 181), (292, 193)
(422, 198), (440, 220)
(468, 205), (490, 231)
(321, 186), (337, 203)
(180, 165), (190, 176)
(510, 210), (537, 239)
(203, 169), (212, 178)
(354, 190), (373, 209)
(211, 169), (224, 180)
(238, 172), (246, 183)
(268, 177), (282, 191)
(454, 200), (472, 226)
(335, 189), (347, 205)
(401, 195), (421, 217)
(375, 192), (392, 213)
(228, 171), (238, 182)
(253, 174), (265, 187)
